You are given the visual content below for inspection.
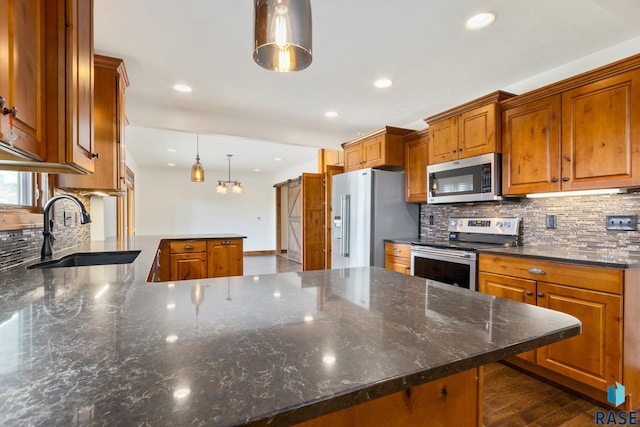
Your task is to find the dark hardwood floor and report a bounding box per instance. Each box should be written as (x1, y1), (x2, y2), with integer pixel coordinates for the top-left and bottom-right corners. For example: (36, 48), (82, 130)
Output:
(243, 255), (608, 426)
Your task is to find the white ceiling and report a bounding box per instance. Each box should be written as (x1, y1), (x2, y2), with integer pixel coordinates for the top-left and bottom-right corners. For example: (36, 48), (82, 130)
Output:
(93, 0), (640, 174)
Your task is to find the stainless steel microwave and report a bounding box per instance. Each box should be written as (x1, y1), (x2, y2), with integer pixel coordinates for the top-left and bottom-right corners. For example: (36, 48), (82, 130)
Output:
(427, 153), (501, 204)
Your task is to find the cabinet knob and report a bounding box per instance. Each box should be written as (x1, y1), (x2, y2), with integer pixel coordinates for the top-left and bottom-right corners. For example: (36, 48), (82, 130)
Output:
(526, 291), (533, 296)
(394, 248), (401, 253)
(562, 177), (570, 182)
(0, 96), (17, 118)
(451, 149), (457, 153)
(91, 152), (100, 159)
(551, 177), (558, 183)
(537, 292), (545, 298)
(527, 267), (545, 275)
(184, 245), (195, 250)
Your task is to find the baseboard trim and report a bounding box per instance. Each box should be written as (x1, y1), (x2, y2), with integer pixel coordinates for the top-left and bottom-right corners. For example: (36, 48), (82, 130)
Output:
(244, 250), (276, 256)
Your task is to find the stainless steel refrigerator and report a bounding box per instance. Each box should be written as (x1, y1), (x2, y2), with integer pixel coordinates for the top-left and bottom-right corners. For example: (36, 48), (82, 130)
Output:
(331, 168), (419, 269)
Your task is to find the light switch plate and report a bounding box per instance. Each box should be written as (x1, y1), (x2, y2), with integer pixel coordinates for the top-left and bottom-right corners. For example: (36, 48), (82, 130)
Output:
(64, 211), (72, 227)
(606, 214), (637, 231)
(545, 214), (556, 229)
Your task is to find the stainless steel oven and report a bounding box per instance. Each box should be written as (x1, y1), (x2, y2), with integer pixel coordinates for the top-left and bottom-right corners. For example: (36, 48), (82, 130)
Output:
(411, 217), (520, 291)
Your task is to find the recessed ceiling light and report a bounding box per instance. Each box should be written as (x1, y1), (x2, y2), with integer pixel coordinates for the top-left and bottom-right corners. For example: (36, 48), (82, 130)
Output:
(254, 168), (261, 172)
(173, 84), (192, 93)
(465, 12), (495, 30)
(274, 157), (282, 161)
(374, 78), (393, 89)
(324, 111), (338, 118)
(168, 163), (175, 167)
(167, 148), (176, 152)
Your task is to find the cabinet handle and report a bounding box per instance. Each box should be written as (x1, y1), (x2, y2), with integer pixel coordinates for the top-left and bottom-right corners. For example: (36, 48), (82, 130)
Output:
(551, 177), (558, 183)
(223, 240), (230, 245)
(0, 96), (17, 117)
(537, 292), (545, 298)
(562, 177), (569, 182)
(394, 248), (401, 253)
(527, 267), (545, 275)
(526, 291), (533, 296)
(91, 152), (100, 159)
(184, 245), (195, 250)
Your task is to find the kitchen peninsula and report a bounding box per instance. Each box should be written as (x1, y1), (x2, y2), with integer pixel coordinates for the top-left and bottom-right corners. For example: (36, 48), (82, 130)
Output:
(0, 237), (580, 426)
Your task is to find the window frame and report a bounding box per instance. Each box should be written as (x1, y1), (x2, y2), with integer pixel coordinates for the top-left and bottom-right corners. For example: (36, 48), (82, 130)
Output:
(0, 172), (46, 230)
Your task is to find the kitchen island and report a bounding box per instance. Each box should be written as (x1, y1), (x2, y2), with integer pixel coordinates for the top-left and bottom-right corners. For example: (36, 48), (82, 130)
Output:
(0, 237), (580, 426)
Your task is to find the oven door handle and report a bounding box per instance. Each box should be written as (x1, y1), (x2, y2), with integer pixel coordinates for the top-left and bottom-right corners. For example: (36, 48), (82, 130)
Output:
(411, 248), (473, 259)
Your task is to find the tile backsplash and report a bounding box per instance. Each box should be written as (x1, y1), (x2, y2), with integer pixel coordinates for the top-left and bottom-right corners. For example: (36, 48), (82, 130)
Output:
(420, 190), (640, 256)
(0, 192), (91, 270)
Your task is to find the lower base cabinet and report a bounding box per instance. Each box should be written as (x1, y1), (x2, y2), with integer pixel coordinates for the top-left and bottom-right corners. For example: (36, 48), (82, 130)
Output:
(478, 254), (640, 409)
(207, 239), (243, 278)
(295, 367), (480, 427)
(384, 242), (411, 275)
(156, 238), (244, 282)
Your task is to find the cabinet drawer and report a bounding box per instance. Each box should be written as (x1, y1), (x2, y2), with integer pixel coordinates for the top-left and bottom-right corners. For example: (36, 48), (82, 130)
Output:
(385, 255), (411, 274)
(479, 254), (623, 294)
(169, 240), (207, 253)
(385, 243), (411, 258)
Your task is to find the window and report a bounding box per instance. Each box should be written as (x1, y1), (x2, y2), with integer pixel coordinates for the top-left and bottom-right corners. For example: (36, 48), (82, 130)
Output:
(0, 171), (35, 206)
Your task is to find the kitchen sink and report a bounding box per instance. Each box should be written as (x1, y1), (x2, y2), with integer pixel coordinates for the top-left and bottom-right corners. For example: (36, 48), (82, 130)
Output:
(27, 250), (141, 269)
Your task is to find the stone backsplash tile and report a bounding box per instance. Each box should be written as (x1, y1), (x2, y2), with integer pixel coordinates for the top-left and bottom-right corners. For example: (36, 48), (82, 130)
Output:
(419, 190), (640, 256)
(0, 191), (91, 270)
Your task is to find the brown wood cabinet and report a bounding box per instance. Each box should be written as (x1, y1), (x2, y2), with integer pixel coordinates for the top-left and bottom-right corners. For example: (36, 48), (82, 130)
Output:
(168, 240), (207, 281)
(501, 55), (640, 195)
(155, 237), (244, 282)
(0, 0), (95, 173)
(342, 126), (413, 172)
(425, 91), (515, 165)
(477, 253), (640, 409)
(317, 148), (344, 172)
(404, 129), (429, 203)
(58, 55), (129, 194)
(384, 242), (411, 275)
(296, 367), (480, 427)
(207, 238), (243, 278)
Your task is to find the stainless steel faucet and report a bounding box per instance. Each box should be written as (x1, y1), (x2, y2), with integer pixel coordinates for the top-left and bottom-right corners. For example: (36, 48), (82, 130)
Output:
(41, 194), (91, 261)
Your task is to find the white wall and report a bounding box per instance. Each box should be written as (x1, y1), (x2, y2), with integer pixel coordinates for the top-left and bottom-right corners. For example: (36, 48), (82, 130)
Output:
(135, 166), (278, 252)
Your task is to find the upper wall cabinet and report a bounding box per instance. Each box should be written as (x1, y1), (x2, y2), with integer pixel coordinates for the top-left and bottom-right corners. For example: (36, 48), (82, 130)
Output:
(58, 55), (129, 194)
(404, 128), (429, 203)
(0, 0), (95, 174)
(342, 126), (413, 172)
(502, 55), (640, 195)
(424, 91), (515, 165)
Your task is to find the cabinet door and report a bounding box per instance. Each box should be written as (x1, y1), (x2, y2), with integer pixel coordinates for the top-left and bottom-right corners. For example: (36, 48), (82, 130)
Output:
(207, 239), (243, 278)
(428, 117), (457, 164)
(502, 95), (562, 195)
(536, 282), (622, 392)
(344, 144), (362, 171)
(478, 272), (537, 362)
(458, 103), (497, 158)
(405, 134), (428, 202)
(561, 69), (640, 191)
(0, 0), (46, 159)
(58, 0), (94, 173)
(361, 135), (384, 168)
(170, 253), (207, 281)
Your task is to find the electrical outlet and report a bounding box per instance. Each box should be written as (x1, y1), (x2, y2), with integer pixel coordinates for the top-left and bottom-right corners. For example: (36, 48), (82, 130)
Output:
(64, 211), (72, 227)
(606, 214), (638, 231)
(429, 215), (434, 225)
(545, 214), (556, 229)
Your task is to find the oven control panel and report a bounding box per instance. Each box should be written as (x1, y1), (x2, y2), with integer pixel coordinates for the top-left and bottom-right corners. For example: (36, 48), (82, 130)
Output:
(448, 217), (520, 236)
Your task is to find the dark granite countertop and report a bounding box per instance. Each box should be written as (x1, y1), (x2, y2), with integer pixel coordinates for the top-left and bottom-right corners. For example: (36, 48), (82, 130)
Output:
(0, 236), (580, 426)
(478, 245), (640, 269)
(383, 237), (419, 245)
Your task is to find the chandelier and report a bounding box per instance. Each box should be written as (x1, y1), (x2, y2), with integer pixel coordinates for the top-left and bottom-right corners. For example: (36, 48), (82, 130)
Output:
(217, 155), (242, 194)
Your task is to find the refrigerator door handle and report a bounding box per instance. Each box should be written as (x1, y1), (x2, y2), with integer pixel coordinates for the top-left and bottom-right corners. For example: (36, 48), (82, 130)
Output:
(342, 194), (350, 257)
